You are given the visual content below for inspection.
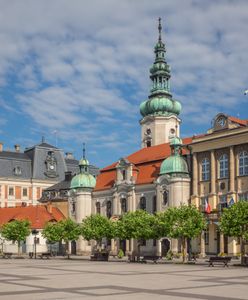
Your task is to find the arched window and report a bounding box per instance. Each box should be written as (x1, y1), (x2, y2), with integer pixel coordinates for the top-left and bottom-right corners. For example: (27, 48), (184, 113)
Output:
(121, 198), (127, 214)
(140, 196), (146, 210)
(163, 191), (169, 206)
(96, 202), (101, 214)
(239, 151), (248, 176)
(153, 196), (157, 213)
(219, 154), (228, 178)
(202, 158), (210, 181)
(106, 201), (112, 219)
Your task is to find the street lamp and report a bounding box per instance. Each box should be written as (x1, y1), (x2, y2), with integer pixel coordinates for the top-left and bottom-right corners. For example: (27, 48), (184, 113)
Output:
(32, 229), (39, 259)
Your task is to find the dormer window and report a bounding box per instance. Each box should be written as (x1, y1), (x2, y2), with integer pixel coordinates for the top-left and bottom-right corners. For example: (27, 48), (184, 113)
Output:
(13, 166), (22, 176)
(122, 170), (126, 180)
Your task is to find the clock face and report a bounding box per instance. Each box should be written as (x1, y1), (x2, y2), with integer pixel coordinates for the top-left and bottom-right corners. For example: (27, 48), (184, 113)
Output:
(49, 165), (55, 170)
(217, 117), (225, 127)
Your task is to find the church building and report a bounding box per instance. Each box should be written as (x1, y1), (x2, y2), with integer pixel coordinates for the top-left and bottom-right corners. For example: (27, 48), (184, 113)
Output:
(70, 19), (248, 257)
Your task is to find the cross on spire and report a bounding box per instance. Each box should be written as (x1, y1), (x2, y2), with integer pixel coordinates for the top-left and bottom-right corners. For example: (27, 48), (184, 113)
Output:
(158, 17), (162, 42)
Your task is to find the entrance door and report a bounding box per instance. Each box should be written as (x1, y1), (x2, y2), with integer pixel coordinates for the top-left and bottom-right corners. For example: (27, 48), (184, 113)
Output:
(120, 240), (126, 255)
(161, 239), (170, 256)
(71, 240), (77, 255)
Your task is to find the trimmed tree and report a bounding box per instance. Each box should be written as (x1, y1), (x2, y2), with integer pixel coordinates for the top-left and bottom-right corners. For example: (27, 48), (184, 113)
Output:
(116, 210), (158, 258)
(220, 200), (248, 264)
(81, 214), (114, 250)
(157, 205), (206, 263)
(42, 219), (81, 259)
(0, 220), (31, 256)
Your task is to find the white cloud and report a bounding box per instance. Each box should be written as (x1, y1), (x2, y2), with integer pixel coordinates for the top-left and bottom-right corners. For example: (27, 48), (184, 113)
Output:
(0, 0), (247, 166)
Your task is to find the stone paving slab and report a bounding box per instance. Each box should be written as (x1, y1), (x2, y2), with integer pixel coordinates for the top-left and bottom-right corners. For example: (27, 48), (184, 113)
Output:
(0, 258), (247, 300)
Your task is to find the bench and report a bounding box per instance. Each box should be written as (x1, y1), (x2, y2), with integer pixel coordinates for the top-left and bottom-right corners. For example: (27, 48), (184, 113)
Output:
(142, 255), (162, 264)
(90, 252), (109, 261)
(207, 256), (232, 267)
(39, 252), (52, 259)
(2, 252), (13, 259)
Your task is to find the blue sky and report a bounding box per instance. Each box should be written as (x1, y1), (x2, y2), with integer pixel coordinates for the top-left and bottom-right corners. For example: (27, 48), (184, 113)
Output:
(0, 0), (248, 168)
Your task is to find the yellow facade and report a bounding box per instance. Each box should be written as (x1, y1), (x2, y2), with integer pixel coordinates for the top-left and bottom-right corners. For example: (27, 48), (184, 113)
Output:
(190, 114), (248, 256)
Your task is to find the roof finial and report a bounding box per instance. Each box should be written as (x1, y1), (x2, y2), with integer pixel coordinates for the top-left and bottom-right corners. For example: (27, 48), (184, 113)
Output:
(41, 136), (45, 143)
(83, 142), (86, 159)
(158, 17), (162, 42)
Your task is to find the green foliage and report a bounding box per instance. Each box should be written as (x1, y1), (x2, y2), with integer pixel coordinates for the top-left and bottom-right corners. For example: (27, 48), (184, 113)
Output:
(117, 248), (124, 259)
(220, 201), (248, 241)
(220, 201), (248, 262)
(42, 222), (62, 243)
(43, 219), (81, 243)
(157, 205), (206, 263)
(116, 210), (158, 241)
(81, 214), (114, 242)
(0, 220), (31, 255)
(165, 250), (173, 260)
(157, 205), (206, 240)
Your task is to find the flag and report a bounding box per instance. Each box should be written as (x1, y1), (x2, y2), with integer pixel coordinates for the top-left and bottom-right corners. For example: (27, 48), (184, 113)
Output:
(205, 199), (211, 214)
(228, 198), (235, 207)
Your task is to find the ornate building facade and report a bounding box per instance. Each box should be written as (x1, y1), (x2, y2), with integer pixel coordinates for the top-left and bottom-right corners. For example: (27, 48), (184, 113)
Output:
(0, 139), (81, 208)
(71, 19), (248, 257)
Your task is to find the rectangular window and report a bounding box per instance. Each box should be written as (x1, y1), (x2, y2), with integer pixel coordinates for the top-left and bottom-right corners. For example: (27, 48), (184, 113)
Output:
(238, 192), (248, 201)
(204, 228), (209, 245)
(153, 239), (157, 247)
(22, 188), (28, 197)
(200, 197), (208, 212)
(219, 195), (228, 211)
(8, 187), (14, 196)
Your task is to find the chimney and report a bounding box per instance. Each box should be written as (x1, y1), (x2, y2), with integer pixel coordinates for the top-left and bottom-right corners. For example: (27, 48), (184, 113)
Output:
(14, 144), (20, 152)
(65, 152), (74, 159)
(65, 171), (72, 181)
(46, 202), (53, 214)
(0, 142), (3, 152)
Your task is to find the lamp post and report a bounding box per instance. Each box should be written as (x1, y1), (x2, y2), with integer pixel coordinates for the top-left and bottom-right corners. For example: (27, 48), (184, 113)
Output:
(32, 229), (39, 259)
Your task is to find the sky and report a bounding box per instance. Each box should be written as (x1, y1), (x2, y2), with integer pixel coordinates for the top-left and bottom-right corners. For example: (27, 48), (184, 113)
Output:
(0, 0), (248, 168)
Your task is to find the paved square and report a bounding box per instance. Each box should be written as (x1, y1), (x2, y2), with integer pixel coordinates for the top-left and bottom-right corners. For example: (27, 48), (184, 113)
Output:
(0, 258), (247, 299)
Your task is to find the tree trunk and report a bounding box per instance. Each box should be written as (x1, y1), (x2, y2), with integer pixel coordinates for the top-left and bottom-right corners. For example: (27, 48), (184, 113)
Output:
(240, 238), (245, 265)
(18, 241), (21, 256)
(182, 237), (187, 263)
(67, 241), (70, 259)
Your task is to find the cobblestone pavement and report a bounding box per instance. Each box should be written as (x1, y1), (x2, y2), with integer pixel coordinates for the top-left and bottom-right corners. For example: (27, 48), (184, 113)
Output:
(0, 258), (247, 299)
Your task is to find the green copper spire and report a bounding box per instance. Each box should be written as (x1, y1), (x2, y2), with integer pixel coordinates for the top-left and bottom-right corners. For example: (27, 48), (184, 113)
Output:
(140, 18), (181, 118)
(160, 137), (189, 177)
(70, 144), (96, 190)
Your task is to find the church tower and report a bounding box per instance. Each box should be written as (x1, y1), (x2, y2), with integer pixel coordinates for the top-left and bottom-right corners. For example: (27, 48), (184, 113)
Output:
(140, 18), (181, 148)
(70, 146), (96, 255)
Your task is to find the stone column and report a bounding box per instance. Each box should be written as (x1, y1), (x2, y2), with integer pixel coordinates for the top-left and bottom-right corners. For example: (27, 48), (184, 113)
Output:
(220, 233), (224, 254)
(113, 193), (118, 215)
(200, 231), (206, 258)
(210, 150), (216, 194)
(125, 240), (130, 254)
(229, 146), (235, 192)
(193, 153), (198, 196)
(156, 239), (162, 256)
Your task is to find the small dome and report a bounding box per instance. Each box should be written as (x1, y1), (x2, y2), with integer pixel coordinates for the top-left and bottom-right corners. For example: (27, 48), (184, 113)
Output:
(170, 137), (183, 146)
(160, 155), (189, 176)
(79, 158), (89, 166)
(70, 173), (96, 189)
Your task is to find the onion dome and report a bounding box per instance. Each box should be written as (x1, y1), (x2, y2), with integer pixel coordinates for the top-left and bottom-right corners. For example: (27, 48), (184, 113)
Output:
(70, 146), (96, 190)
(160, 137), (189, 176)
(140, 18), (182, 118)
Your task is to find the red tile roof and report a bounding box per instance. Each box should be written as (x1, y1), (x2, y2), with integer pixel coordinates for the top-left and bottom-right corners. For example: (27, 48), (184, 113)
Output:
(228, 116), (248, 126)
(0, 205), (65, 229)
(95, 137), (192, 192)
